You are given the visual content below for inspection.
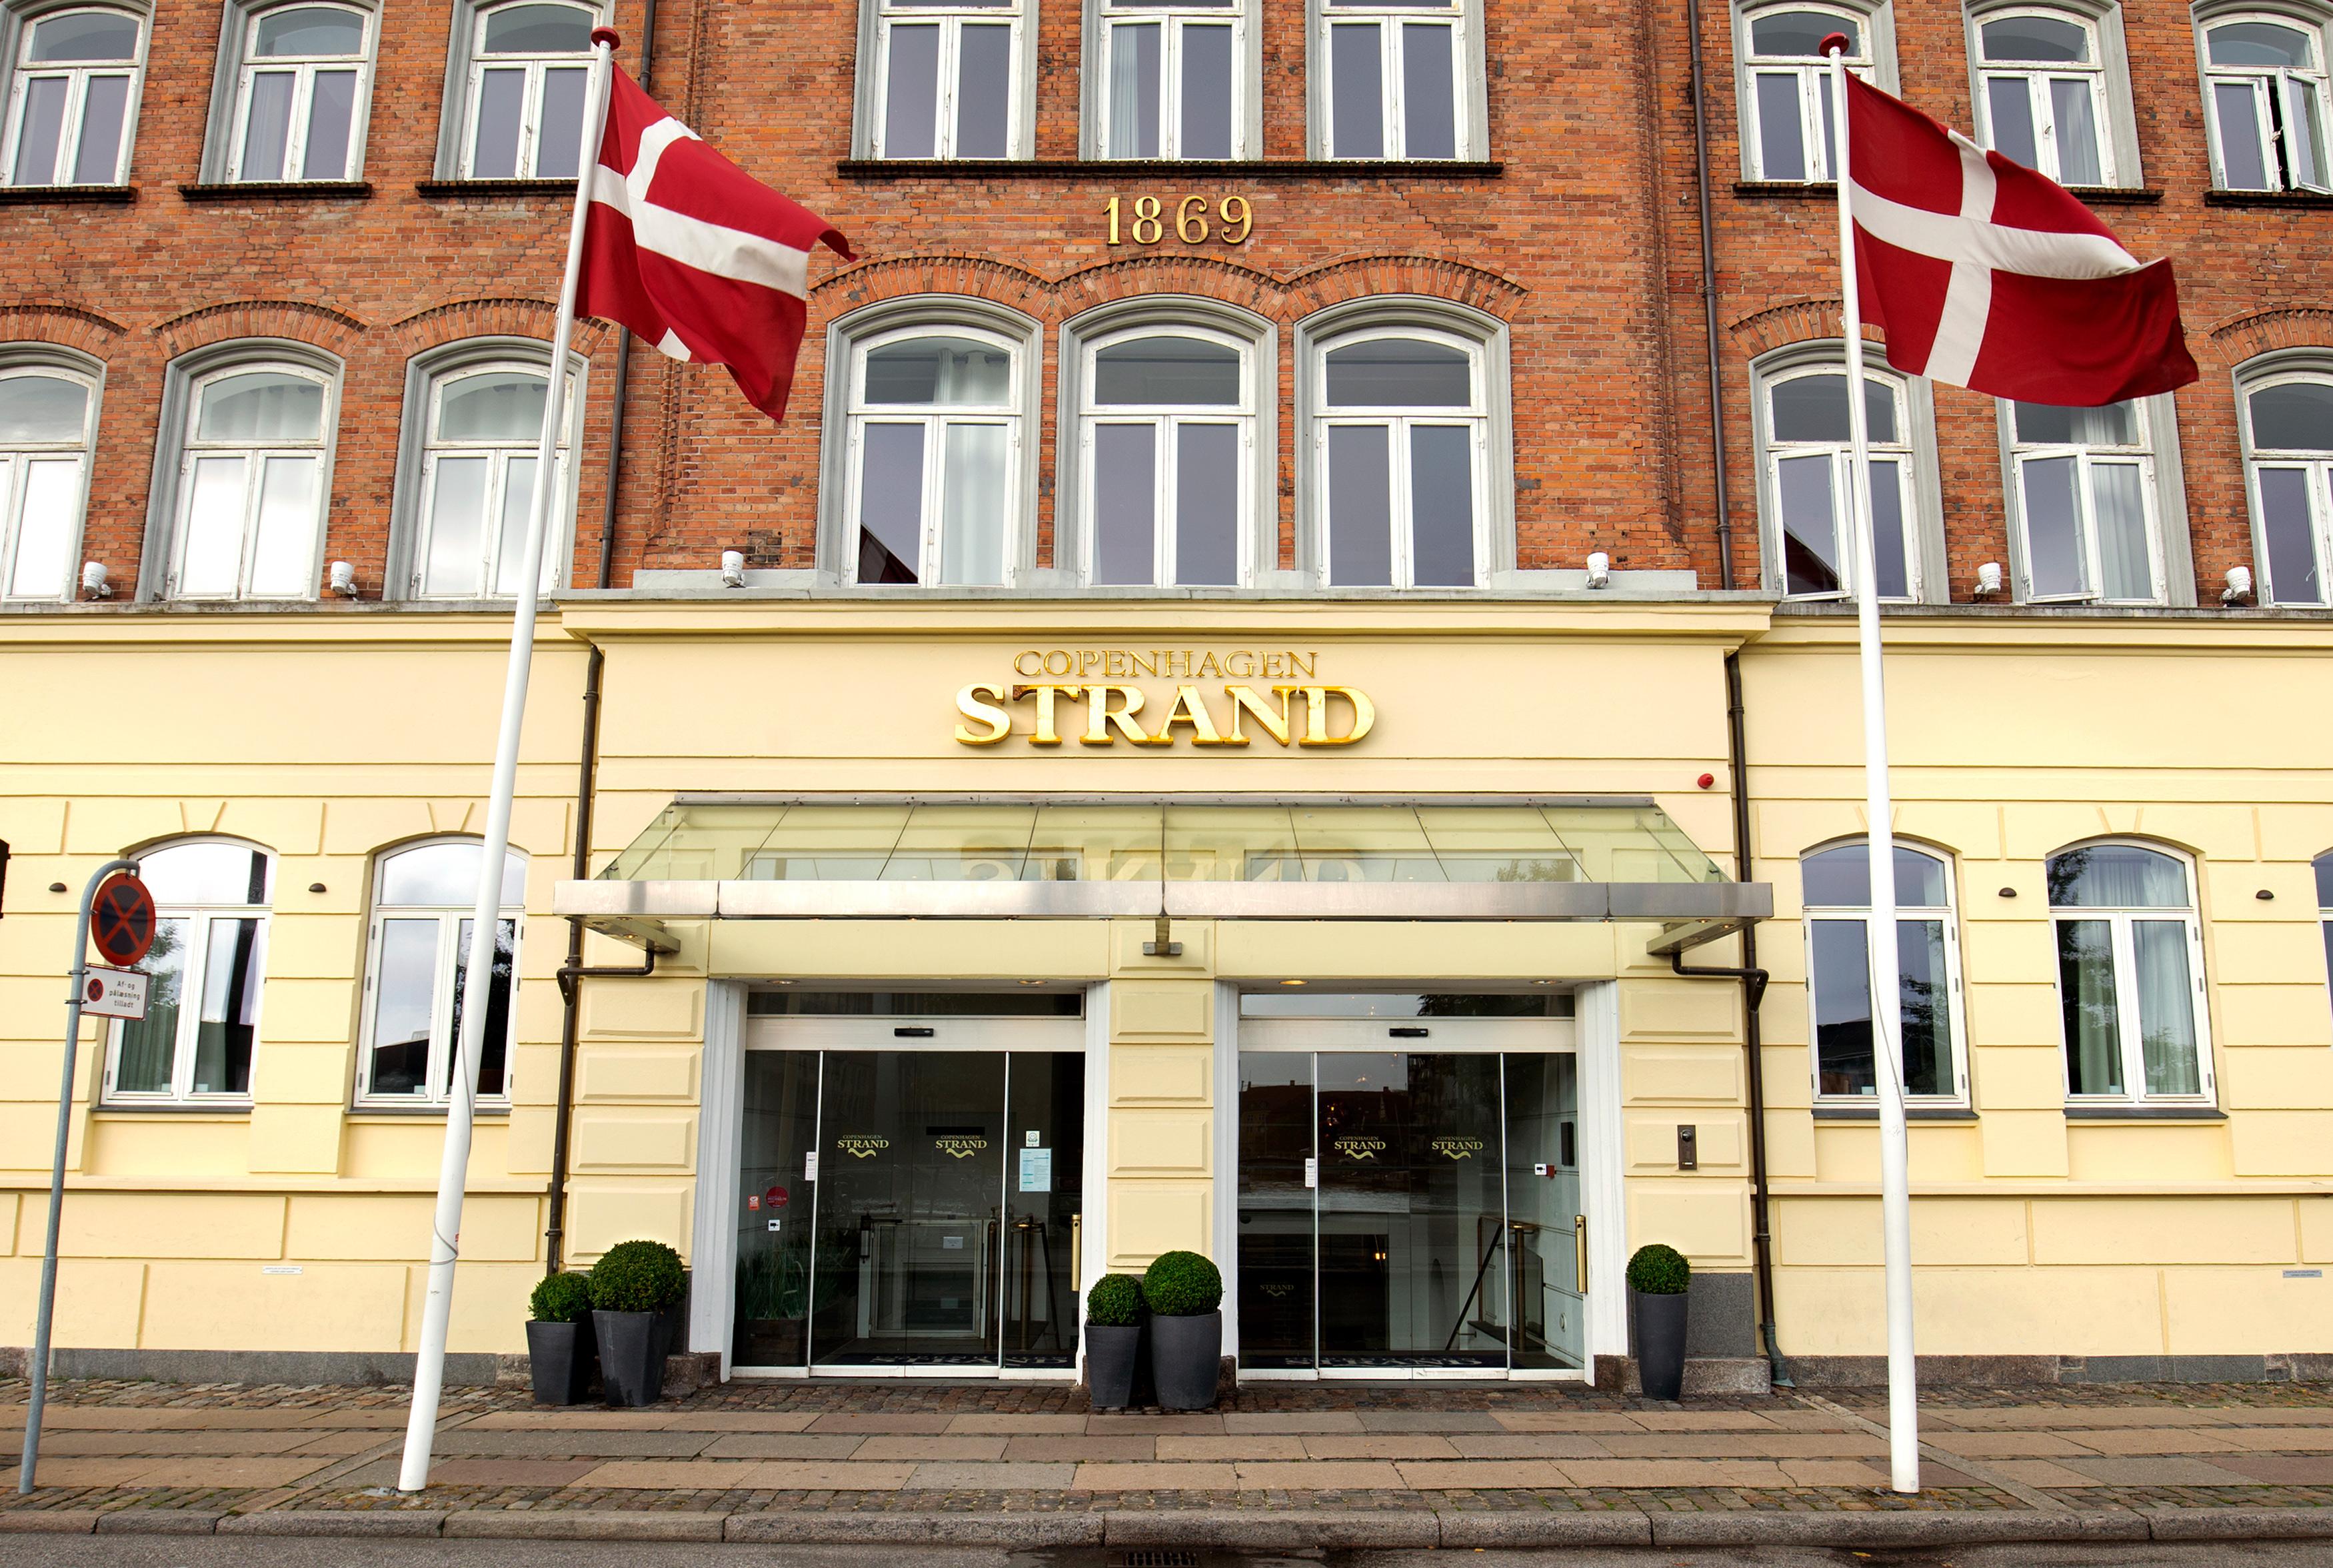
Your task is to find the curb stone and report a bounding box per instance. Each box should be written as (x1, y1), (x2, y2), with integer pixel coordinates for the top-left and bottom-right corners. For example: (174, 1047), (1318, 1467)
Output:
(445, 1511), (727, 1541)
(1101, 1509), (1438, 1549)
(0, 1512), (100, 1535)
(1648, 1507), (2149, 1548)
(219, 1509), (449, 1537)
(1436, 1509), (1656, 1547)
(2144, 1508), (2333, 1541)
(92, 1511), (224, 1535)
(724, 1511), (1098, 1546)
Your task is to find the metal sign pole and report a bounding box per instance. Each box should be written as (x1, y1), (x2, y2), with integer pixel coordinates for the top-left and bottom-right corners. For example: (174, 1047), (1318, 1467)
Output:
(21, 856), (139, 1495)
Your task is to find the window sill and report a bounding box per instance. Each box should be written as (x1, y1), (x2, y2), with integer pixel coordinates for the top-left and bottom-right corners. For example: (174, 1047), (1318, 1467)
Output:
(0, 183), (136, 205)
(2064, 1104), (2226, 1122)
(95, 1102), (253, 1115)
(350, 1103), (511, 1117)
(2064, 186), (2163, 205)
(1812, 1105), (1978, 1121)
(181, 180), (373, 202)
(2204, 189), (2333, 209)
(837, 159), (1505, 181)
(1734, 180), (1834, 197)
(415, 179), (575, 198)
(1734, 180), (2161, 209)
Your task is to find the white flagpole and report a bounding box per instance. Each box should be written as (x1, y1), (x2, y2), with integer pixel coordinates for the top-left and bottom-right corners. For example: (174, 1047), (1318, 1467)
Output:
(1823, 35), (1919, 1495)
(398, 28), (619, 1495)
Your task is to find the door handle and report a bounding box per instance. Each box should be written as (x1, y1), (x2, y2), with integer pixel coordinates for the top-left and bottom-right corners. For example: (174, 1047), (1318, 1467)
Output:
(1573, 1214), (1588, 1294)
(1071, 1214), (1082, 1284)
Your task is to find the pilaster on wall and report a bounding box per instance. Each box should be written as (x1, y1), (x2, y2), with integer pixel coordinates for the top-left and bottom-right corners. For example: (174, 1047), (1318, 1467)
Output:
(1105, 920), (1218, 1271)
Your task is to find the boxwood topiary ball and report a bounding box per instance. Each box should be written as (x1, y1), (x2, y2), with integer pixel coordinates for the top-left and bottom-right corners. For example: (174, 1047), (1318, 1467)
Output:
(1085, 1273), (1145, 1327)
(589, 1239), (687, 1313)
(529, 1270), (594, 1323)
(1141, 1250), (1223, 1317)
(1626, 1242), (1691, 1295)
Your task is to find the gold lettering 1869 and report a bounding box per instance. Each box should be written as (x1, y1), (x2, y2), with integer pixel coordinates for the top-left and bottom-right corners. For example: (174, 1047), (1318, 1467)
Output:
(1105, 193), (1252, 246)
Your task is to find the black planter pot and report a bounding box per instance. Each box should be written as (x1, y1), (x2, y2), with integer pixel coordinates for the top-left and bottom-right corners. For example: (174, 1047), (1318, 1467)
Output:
(1632, 1287), (1689, 1401)
(525, 1317), (597, 1405)
(1085, 1322), (1142, 1410)
(594, 1309), (667, 1407)
(1149, 1311), (1222, 1411)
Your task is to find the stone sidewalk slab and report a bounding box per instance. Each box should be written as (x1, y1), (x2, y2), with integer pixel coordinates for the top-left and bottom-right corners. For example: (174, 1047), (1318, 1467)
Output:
(2060, 1456), (2261, 1485)
(1298, 1435), (1462, 1459)
(1071, 1461), (1237, 1489)
(1222, 1412), (1366, 1433)
(1002, 1435), (1155, 1461)
(1394, 1459), (1574, 1488)
(700, 1433), (867, 1459)
(1445, 1434), (1614, 1458)
(1233, 1459), (1405, 1489)
(1155, 1435), (1304, 1459)
(1934, 1431), (2094, 1457)
(943, 1415), (1087, 1434)
(2073, 1427), (2246, 1454)
(904, 1461), (1078, 1487)
(855, 1435), (1009, 1461)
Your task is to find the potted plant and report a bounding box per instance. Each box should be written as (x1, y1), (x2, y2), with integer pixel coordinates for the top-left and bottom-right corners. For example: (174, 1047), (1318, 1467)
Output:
(1628, 1242), (1692, 1401)
(1141, 1250), (1223, 1411)
(589, 1238), (686, 1407)
(525, 1271), (597, 1405)
(1083, 1274), (1145, 1411)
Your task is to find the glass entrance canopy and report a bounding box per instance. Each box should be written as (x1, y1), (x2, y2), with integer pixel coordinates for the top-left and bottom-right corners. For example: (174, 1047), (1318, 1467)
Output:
(557, 795), (1768, 950)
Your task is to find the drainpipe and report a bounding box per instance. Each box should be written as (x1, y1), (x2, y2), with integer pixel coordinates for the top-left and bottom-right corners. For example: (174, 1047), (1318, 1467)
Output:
(591, 0), (657, 589)
(1667, 653), (1790, 1387)
(1684, 0), (1736, 589)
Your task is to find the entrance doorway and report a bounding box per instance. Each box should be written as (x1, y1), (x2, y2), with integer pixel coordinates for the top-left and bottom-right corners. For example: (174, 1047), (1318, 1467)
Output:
(1236, 1004), (1586, 1377)
(733, 997), (1085, 1375)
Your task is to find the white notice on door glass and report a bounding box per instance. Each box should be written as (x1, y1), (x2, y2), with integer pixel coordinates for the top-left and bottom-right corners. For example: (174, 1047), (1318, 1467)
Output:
(1304, 1157), (1318, 1189)
(943, 1235), (965, 1250)
(1026, 1130), (1041, 1146)
(1019, 1148), (1052, 1192)
(805, 1151), (819, 1181)
(767, 1217), (783, 1232)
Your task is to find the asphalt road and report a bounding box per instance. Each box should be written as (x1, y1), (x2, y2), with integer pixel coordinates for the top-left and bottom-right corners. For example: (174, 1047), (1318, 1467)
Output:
(3, 1541), (2333, 1568)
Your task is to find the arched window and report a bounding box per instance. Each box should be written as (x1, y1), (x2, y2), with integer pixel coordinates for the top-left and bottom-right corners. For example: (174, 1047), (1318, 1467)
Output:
(3, 5), (144, 187)
(1801, 840), (1966, 1104)
(847, 327), (1022, 586)
(2047, 842), (2213, 1105)
(357, 840), (526, 1107)
(1313, 329), (1490, 587)
(860, 0), (1026, 158)
(1080, 328), (1253, 587)
(2198, 9), (2332, 193)
(0, 351), (97, 602)
(456, 0), (594, 178)
(1752, 350), (1929, 601)
(154, 347), (338, 601)
(105, 839), (271, 1106)
(2002, 397), (2170, 604)
(1736, 3), (1883, 181)
(1968, 7), (2119, 184)
(394, 340), (579, 598)
(1313, 0), (1480, 159)
(2237, 358), (2333, 604)
(217, 1), (373, 182)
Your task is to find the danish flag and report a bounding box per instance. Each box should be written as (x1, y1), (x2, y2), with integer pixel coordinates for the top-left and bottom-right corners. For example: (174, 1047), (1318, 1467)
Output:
(1842, 71), (2197, 406)
(578, 63), (853, 420)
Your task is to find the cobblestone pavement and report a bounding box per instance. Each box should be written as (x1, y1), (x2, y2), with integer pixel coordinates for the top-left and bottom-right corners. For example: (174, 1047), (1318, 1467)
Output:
(2, 1376), (2330, 1541)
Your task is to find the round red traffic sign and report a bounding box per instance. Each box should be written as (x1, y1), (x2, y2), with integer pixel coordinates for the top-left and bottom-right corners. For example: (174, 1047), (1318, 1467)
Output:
(90, 874), (157, 967)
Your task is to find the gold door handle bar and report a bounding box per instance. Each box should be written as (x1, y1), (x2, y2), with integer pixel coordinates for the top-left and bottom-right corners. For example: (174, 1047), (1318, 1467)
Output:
(1071, 1213), (1082, 1285)
(1573, 1214), (1588, 1295)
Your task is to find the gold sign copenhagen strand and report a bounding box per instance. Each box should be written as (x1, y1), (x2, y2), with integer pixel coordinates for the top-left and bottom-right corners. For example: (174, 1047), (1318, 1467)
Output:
(954, 680), (1374, 748)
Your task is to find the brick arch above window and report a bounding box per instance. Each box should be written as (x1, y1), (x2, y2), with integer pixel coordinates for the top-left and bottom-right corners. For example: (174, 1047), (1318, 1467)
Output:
(151, 298), (364, 361)
(1284, 255), (1524, 319)
(2210, 306), (2333, 363)
(808, 257), (1053, 323)
(0, 301), (125, 355)
(1057, 255), (1282, 317)
(1725, 299), (1886, 359)
(389, 295), (607, 359)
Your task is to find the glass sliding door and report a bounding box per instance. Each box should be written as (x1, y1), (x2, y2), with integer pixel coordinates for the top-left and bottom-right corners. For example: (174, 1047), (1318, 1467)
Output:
(1002, 1050), (1085, 1369)
(1235, 1051), (1317, 1369)
(733, 1052), (821, 1368)
(1502, 1052), (1584, 1370)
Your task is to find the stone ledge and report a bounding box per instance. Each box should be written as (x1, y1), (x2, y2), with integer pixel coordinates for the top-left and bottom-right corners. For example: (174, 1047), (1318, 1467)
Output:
(1438, 1509), (1654, 1547)
(1102, 1509), (1436, 1549)
(0, 1511), (99, 1533)
(1648, 1509), (2149, 1548)
(219, 1510), (446, 1537)
(2144, 1508), (2333, 1541)
(92, 1511), (223, 1534)
(447, 1511), (723, 1540)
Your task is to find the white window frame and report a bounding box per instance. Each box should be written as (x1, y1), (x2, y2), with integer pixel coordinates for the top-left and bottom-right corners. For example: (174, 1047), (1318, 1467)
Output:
(1750, 347), (1939, 602)
(101, 838), (271, 1110)
(156, 351), (337, 602)
(395, 343), (580, 600)
(1997, 394), (2184, 606)
(0, 1), (146, 188)
(451, 0), (596, 179)
(1800, 838), (1970, 1108)
(1312, 0), (1476, 160)
(1310, 325), (1490, 588)
(1087, 0), (1257, 158)
(2046, 839), (2217, 1110)
(1966, 4), (2128, 185)
(211, 0), (374, 183)
(1734, 0), (1890, 181)
(2196, 4), (2333, 192)
(2235, 354), (2333, 605)
(2317, 850), (2333, 1022)
(355, 838), (526, 1110)
(1076, 323), (1257, 588)
(857, 0), (1030, 159)
(0, 347), (98, 603)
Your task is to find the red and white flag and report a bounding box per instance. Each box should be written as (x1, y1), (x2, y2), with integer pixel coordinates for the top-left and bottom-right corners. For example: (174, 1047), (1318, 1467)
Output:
(578, 65), (853, 420)
(1844, 71), (2196, 406)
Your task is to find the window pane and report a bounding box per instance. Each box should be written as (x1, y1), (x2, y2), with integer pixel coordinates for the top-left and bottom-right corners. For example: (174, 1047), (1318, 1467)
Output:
(2057, 918), (2122, 1094)
(1810, 917), (1875, 1096)
(1770, 371), (1895, 442)
(481, 3), (593, 53)
(2089, 459), (2151, 600)
(1093, 422), (1157, 584)
(2281, 73), (2327, 189)
(1776, 450), (1841, 595)
(199, 371), (324, 442)
(451, 917), (517, 1098)
(1174, 421), (1238, 585)
(115, 918), (189, 1094)
(256, 6), (365, 55)
(938, 422), (1008, 585)
(1095, 337), (1240, 404)
(2019, 453), (2085, 596)
(1330, 21), (1384, 157)
(440, 371), (547, 440)
(381, 842), (524, 906)
(422, 454), (490, 595)
(240, 69), (297, 180)
(864, 337), (1010, 406)
(1870, 454), (1909, 598)
(882, 24), (940, 157)
(367, 916), (438, 1096)
(2317, 853), (2333, 907)
(29, 11), (139, 59)
(1179, 22), (1233, 159)
(2250, 381), (2333, 450)
(1325, 339), (1470, 406)
(11, 76), (65, 185)
(2256, 466), (2322, 604)
(2050, 77), (2102, 185)
(1109, 21), (1162, 157)
(492, 454), (539, 594)
(856, 422), (925, 583)
(2016, 399), (2136, 445)
(246, 453), (319, 597)
(1327, 423), (1392, 585)
(1982, 14), (2087, 61)
(191, 916), (263, 1096)
(1750, 9), (1854, 55)
(179, 454), (250, 598)
(2048, 844), (2188, 907)
(2209, 20), (2312, 67)
(1900, 917), (1948, 1096)
(0, 375), (86, 442)
(536, 65), (587, 178)
(1408, 423), (1474, 586)
(2132, 920), (2200, 1096)
(1753, 71), (1807, 179)
(9, 458), (81, 598)
(302, 67), (358, 178)
(1399, 21), (1456, 159)
(471, 66), (527, 177)
(955, 24), (1012, 157)
(1803, 843), (1951, 908)
(2214, 81), (2272, 190)
(142, 842), (271, 905)
(1986, 75), (2039, 167)
(71, 73), (129, 184)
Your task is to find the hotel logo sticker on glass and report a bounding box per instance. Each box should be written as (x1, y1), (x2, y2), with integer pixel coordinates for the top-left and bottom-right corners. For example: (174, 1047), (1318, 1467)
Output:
(1331, 1136), (1388, 1162)
(934, 1135), (990, 1160)
(1431, 1136), (1486, 1161)
(835, 1136), (889, 1160)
